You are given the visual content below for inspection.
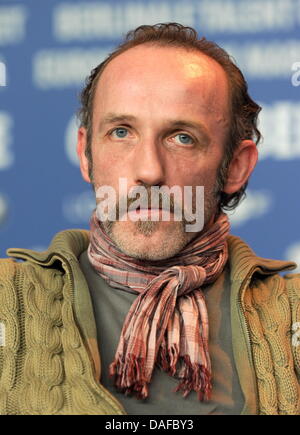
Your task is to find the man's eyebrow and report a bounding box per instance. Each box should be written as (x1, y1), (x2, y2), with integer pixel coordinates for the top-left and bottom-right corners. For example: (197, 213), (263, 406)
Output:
(98, 113), (137, 130)
(98, 113), (211, 144)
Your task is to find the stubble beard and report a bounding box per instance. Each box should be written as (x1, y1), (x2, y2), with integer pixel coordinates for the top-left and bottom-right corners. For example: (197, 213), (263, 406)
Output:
(93, 184), (220, 261)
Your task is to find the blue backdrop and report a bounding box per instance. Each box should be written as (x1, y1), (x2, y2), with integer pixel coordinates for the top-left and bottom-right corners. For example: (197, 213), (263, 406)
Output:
(0, 0), (300, 270)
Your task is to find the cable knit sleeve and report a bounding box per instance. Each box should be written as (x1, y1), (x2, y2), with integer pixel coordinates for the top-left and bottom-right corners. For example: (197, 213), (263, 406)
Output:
(0, 257), (126, 415)
(244, 272), (300, 415)
(0, 258), (19, 413)
(285, 273), (300, 383)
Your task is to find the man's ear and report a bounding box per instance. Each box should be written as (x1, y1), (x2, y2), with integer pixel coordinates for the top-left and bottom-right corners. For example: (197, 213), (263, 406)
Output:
(223, 139), (258, 195)
(77, 127), (92, 183)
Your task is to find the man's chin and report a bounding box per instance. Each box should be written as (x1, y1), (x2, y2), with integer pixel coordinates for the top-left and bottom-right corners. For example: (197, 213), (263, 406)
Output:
(104, 219), (193, 261)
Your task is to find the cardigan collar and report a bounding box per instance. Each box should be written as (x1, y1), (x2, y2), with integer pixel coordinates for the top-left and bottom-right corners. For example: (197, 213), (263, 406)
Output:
(7, 229), (296, 280)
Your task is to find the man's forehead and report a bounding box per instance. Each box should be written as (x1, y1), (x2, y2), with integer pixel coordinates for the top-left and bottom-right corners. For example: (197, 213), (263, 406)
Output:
(93, 44), (230, 127)
(97, 44), (228, 89)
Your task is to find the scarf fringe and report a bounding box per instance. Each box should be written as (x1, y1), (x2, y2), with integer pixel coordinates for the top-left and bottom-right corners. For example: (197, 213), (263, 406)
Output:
(159, 343), (179, 376)
(109, 356), (150, 399)
(174, 355), (212, 401)
(157, 348), (212, 402)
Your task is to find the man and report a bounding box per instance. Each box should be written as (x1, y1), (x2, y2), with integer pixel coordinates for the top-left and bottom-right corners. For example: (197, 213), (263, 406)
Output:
(0, 23), (299, 415)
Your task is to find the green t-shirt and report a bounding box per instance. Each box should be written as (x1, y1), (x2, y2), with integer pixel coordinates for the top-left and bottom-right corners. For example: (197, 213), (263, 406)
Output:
(79, 250), (244, 415)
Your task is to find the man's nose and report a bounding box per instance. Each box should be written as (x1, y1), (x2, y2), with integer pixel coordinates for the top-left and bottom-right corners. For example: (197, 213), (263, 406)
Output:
(131, 138), (166, 186)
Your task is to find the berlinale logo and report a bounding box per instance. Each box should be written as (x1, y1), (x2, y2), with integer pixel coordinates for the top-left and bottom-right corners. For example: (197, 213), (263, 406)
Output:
(0, 62), (6, 87)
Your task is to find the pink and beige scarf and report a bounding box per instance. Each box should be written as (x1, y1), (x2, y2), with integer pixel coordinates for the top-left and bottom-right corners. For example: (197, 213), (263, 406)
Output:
(87, 210), (230, 401)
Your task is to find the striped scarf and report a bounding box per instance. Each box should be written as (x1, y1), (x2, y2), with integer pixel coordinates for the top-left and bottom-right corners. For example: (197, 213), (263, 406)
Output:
(87, 210), (230, 401)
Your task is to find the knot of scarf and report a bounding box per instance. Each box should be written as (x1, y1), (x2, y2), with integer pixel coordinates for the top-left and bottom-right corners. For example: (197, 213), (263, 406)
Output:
(87, 210), (230, 401)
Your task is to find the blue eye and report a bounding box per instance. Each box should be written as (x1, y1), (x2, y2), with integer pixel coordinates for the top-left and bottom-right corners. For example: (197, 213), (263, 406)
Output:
(112, 127), (128, 138)
(175, 133), (194, 145)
